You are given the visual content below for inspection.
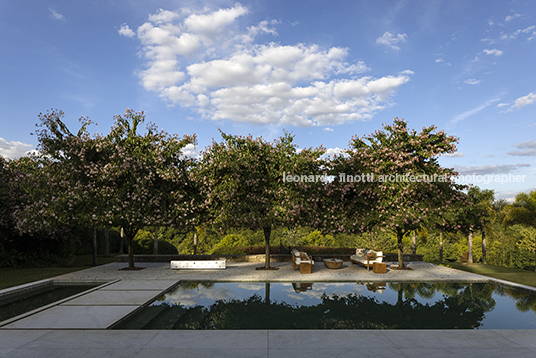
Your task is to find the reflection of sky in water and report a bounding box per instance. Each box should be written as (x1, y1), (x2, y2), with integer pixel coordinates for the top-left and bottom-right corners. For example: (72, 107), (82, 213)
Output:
(146, 282), (536, 329)
(153, 282), (400, 308)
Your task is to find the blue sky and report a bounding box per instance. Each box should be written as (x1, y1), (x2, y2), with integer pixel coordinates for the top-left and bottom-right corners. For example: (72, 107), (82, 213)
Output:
(1, 0), (535, 201)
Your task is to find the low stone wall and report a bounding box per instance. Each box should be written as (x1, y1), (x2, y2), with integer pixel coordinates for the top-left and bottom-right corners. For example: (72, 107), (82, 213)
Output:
(384, 253), (423, 262)
(115, 253), (423, 263)
(115, 254), (293, 263)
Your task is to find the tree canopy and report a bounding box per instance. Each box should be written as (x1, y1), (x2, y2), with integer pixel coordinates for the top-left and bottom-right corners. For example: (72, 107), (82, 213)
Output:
(326, 118), (469, 268)
(14, 109), (197, 269)
(197, 130), (325, 268)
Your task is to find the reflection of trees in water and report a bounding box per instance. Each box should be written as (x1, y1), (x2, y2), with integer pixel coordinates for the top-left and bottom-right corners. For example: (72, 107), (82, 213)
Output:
(117, 282), (536, 330)
(387, 282), (497, 314)
(496, 285), (536, 313)
(121, 282), (501, 329)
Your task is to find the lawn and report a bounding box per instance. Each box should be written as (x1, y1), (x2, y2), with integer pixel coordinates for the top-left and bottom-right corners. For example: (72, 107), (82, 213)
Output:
(446, 262), (536, 288)
(0, 255), (118, 290)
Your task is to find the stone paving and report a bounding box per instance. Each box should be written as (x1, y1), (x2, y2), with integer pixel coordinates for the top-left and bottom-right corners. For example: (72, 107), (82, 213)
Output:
(1, 260), (536, 357)
(49, 260), (494, 283)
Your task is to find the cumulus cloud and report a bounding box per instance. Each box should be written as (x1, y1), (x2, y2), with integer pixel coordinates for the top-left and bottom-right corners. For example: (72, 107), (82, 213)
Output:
(118, 24), (135, 37)
(375, 32), (408, 50)
(0, 138), (35, 159)
(500, 92), (536, 112)
(180, 143), (200, 158)
(455, 163), (530, 175)
(122, 5), (411, 127)
(512, 92), (536, 110)
(322, 147), (349, 159)
(507, 140), (536, 156)
(483, 48), (503, 56)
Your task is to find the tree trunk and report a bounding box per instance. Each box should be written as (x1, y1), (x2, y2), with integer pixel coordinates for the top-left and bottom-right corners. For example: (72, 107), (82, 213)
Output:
(481, 229), (487, 264)
(193, 230), (198, 255)
(397, 229), (405, 269)
(264, 226), (271, 269)
(119, 227), (124, 254)
(439, 232), (443, 263)
(153, 226), (158, 255)
(397, 282), (404, 305)
(104, 225), (110, 257)
(92, 227), (98, 266)
(125, 228), (136, 269)
(265, 282), (271, 305)
(468, 232), (473, 264)
(412, 232), (416, 255)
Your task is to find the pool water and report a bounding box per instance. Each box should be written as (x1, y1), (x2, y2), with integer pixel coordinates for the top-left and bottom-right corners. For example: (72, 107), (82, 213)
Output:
(0, 283), (99, 322)
(115, 281), (536, 330)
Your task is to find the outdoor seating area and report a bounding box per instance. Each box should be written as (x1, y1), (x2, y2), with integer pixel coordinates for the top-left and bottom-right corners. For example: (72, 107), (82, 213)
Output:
(291, 248), (315, 274)
(350, 248), (385, 271)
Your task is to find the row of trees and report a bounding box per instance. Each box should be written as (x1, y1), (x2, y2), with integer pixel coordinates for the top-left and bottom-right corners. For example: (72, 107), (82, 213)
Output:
(1, 108), (534, 270)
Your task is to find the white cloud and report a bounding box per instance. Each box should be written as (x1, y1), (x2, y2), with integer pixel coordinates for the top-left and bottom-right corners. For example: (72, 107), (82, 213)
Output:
(122, 5), (411, 127)
(435, 58), (444, 63)
(483, 48), (503, 56)
(0, 138), (35, 159)
(118, 24), (135, 38)
(505, 13), (522, 22)
(180, 143), (200, 158)
(512, 92), (536, 110)
(323, 127), (334, 132)
(49, 7), (65, 21)
(442, 152), (465, 158)
(375, 32), (408, 50)
(455, 163), (530, 175)
(451, 97), (500, 124)
(500, 92), (536, 112)
(464, 78), (481, 85)
(324, 147), (346, 157)
(507, 140), (536, 156)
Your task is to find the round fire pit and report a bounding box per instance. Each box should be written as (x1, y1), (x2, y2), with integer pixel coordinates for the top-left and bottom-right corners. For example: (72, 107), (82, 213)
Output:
(323, 258), (343, 269)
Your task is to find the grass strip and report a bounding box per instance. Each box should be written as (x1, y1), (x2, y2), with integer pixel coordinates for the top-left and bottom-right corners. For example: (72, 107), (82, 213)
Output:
(0, 255), (118, 290)
(445, 262), (536, 288)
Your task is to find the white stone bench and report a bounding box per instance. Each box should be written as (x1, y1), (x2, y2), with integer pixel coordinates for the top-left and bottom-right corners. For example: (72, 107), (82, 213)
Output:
(170, 260), (226, 270)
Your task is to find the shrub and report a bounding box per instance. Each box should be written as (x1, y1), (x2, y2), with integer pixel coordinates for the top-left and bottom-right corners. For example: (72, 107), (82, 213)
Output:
(132, 229), (178, 254)
(291, 246), (355, 255)
(210, 246), (280, 255)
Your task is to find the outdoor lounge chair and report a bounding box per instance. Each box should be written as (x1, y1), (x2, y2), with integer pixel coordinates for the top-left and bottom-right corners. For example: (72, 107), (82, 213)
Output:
(350, 248), (385, 271)
(291, 248), (314, 274)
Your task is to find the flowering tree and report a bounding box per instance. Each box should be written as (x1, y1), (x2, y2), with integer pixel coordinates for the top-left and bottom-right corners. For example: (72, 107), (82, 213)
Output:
(327, 118), (468, 268)
(15, 109), (197, 269)
(197, 131), (324, 269)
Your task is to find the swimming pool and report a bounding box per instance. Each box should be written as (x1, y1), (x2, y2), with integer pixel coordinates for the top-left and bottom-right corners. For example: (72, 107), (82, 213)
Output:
(114, 281), (536, 329)
(0, 281), (102, 323)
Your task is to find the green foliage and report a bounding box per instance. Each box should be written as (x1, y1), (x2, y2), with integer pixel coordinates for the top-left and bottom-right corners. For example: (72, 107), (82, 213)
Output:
(292, 246), (355, 255)
(209, 234), (245, 254)
(299, 230), (335, 246)
(132, 229), (178, 255)
(210, 246), (280, 255)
